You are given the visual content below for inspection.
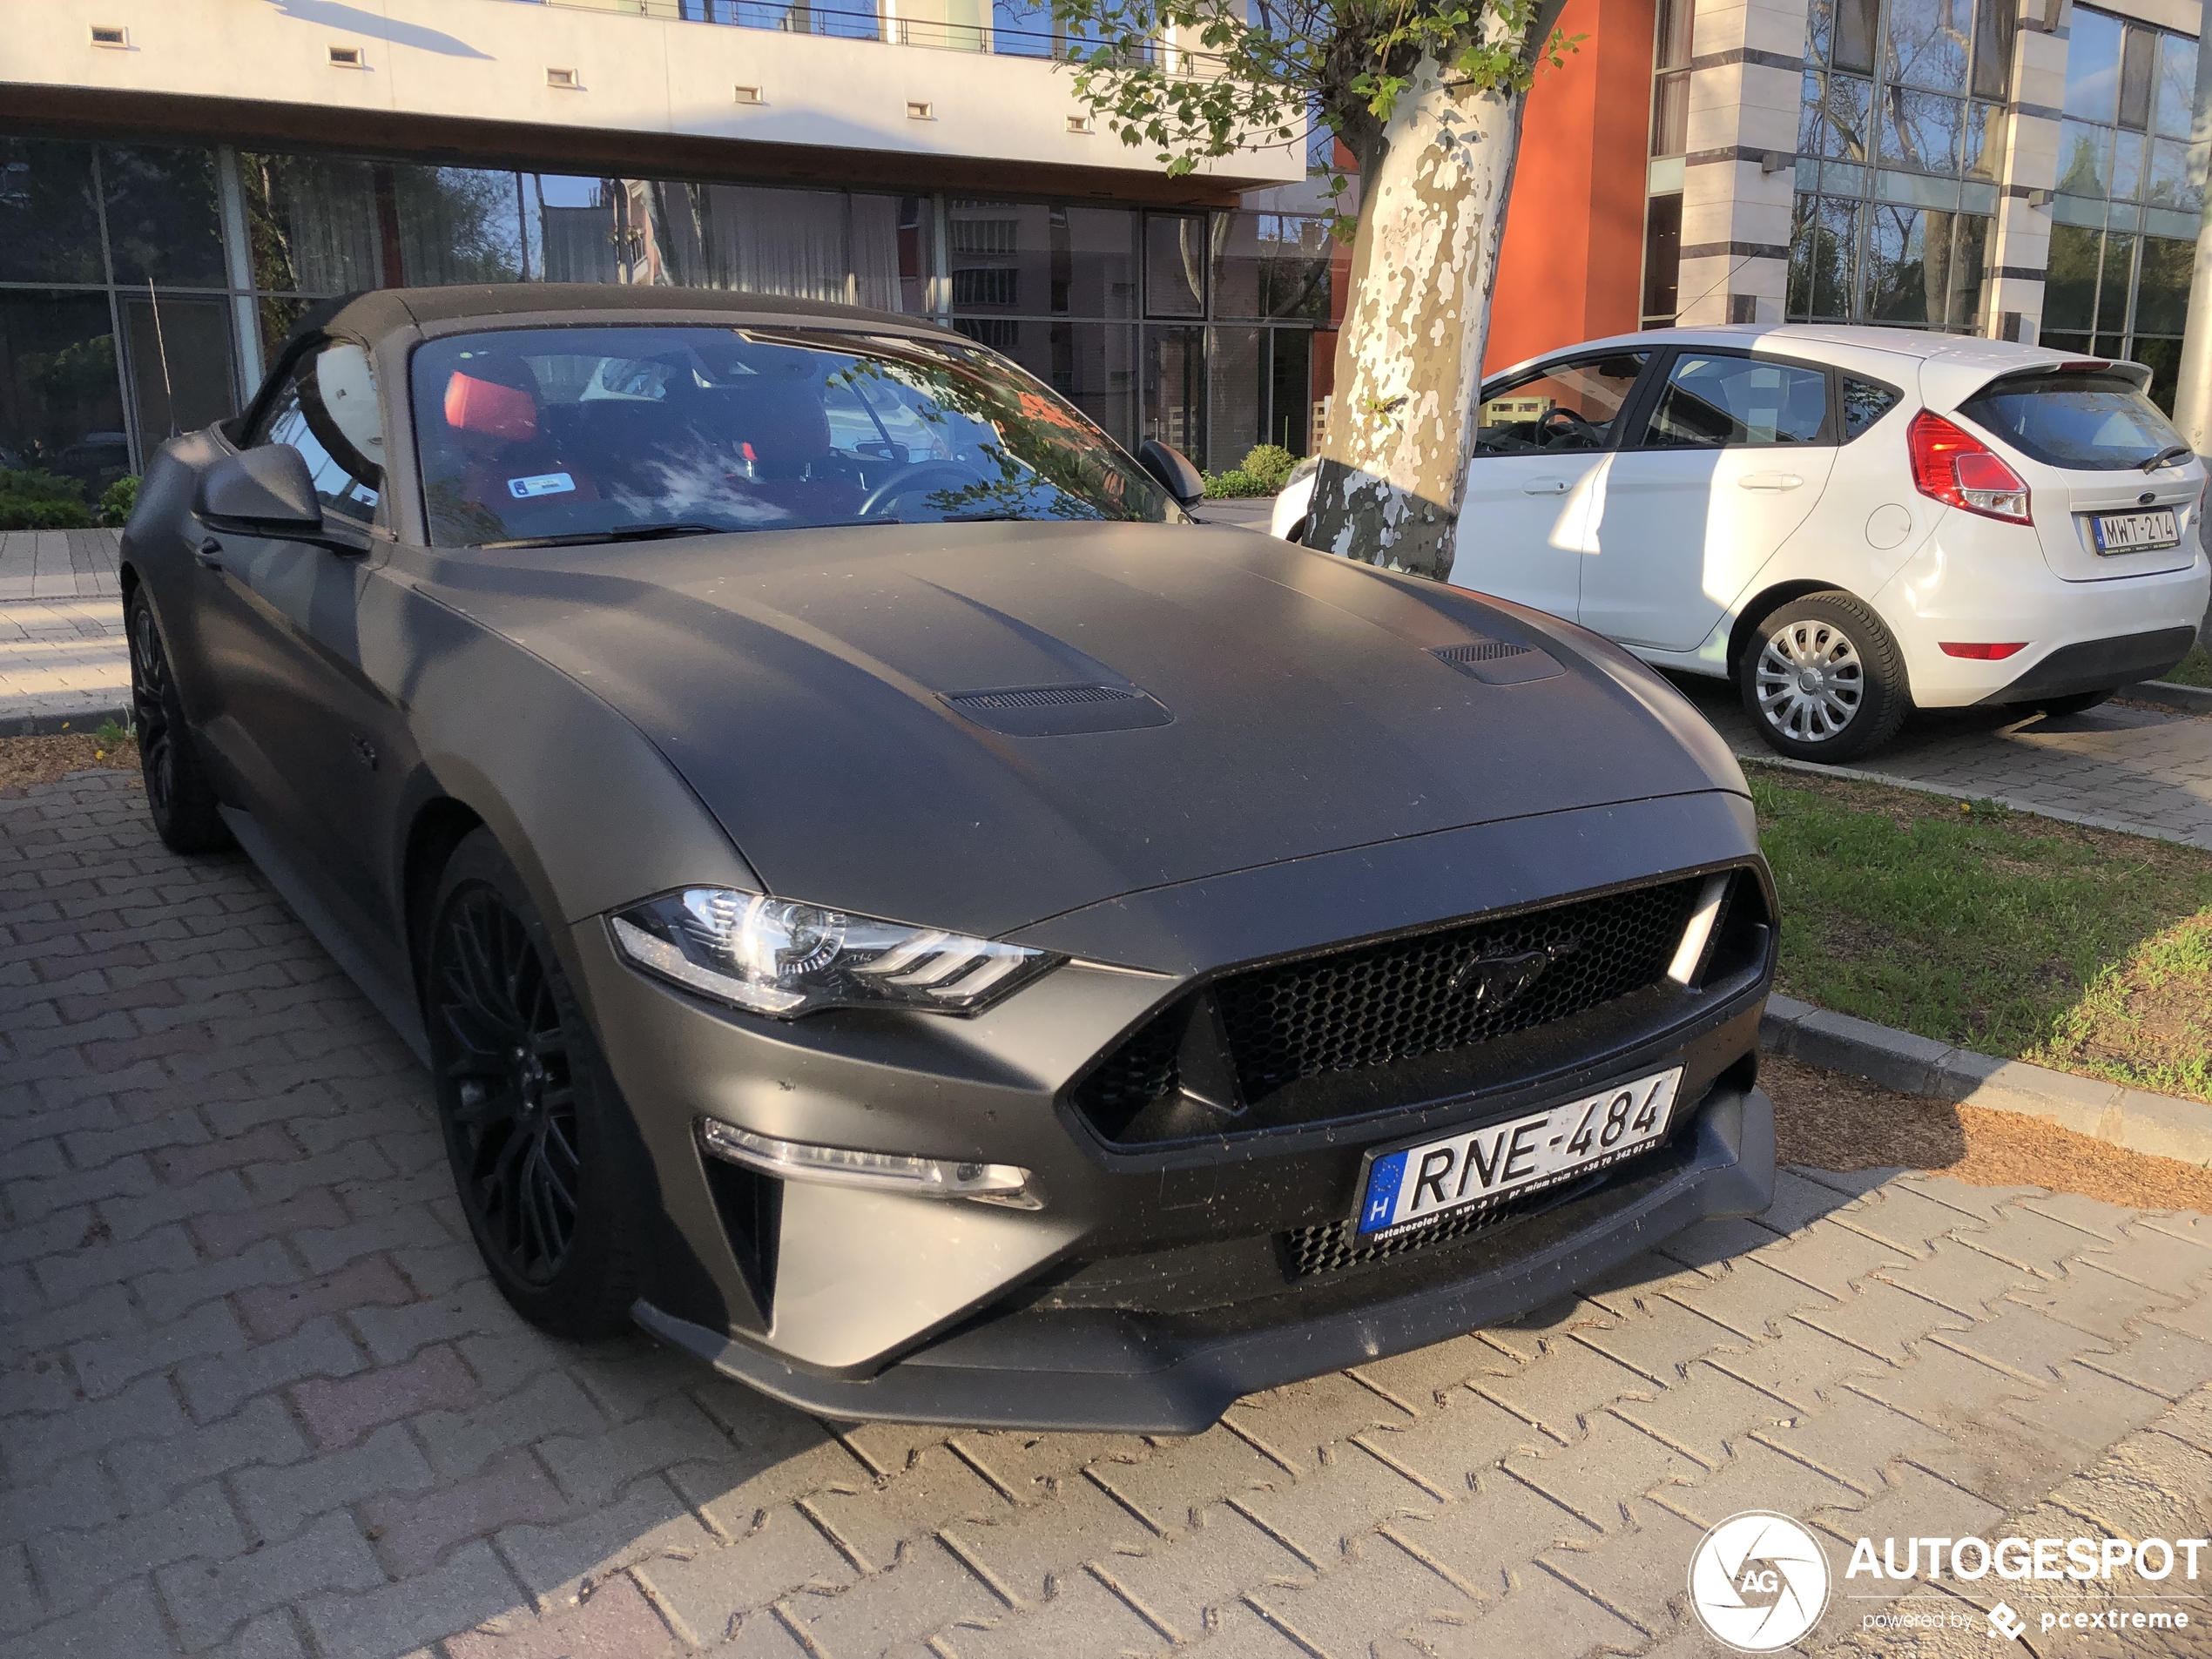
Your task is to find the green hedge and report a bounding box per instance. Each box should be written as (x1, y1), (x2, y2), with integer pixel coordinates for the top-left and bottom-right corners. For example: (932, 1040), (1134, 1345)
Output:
(0, 469), (93, 531)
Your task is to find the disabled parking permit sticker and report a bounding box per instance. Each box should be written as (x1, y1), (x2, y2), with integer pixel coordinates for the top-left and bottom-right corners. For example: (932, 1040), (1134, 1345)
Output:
(507, 472), (575, 499)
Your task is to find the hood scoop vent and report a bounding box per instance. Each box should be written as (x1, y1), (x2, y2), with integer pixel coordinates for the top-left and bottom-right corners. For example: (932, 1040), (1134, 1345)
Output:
(941, 683), (1175, 737)
(1431, 637), (1566, 686)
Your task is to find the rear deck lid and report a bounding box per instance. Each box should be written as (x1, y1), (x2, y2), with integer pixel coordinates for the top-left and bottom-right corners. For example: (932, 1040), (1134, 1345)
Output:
(1950, 361), (2202, 581)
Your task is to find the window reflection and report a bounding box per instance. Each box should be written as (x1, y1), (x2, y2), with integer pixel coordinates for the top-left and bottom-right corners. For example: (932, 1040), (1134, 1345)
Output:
(0, 139), (103, 286)
(0, 291), (126, 495)
(101, 146), (226, 287)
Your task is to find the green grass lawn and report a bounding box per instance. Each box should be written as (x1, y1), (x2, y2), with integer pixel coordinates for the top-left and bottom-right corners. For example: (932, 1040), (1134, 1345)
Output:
(2162, 646), (2212, 688)
(1750, 766), (2212, 1103)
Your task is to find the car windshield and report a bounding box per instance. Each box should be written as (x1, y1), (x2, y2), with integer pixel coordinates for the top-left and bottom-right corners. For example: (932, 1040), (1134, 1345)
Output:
(409, 324), (1177, 547)
(1959, 368), (2187, 470)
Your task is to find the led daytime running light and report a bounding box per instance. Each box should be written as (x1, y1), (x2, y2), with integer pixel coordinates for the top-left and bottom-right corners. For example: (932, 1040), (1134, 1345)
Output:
(698, 1117), (1041, 1207)
(609, 887), (1057, 1019)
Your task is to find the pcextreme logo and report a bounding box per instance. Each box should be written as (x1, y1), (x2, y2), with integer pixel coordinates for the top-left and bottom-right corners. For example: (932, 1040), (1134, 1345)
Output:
(1688, 1511), (1832, 1652)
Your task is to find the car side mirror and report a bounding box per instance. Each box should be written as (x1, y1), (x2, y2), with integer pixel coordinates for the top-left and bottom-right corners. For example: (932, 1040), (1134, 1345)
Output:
(194, 446), (356, 552)
(1137, 440), (1206, 510)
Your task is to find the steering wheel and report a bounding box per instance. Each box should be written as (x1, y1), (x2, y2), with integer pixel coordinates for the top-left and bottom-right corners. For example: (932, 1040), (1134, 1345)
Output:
(856, 460), (978, 518)
(1537, 408), (1602, 448)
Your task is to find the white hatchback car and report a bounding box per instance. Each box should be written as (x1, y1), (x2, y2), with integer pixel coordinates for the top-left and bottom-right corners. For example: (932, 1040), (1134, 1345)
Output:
(1273, 326), (2212, 760)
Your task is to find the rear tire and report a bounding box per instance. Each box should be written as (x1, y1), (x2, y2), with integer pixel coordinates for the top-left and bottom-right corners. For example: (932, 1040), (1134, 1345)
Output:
(424, 829), (646, 1340)
(1737, 591), (1911, 764)
(1284, 516), (1310, 545)
(126, 586), (234, 855)
(2030, 689), (2113, 718)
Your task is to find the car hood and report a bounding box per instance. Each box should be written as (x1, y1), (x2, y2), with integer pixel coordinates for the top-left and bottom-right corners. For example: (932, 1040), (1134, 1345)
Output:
(419, 521), (1747, 941)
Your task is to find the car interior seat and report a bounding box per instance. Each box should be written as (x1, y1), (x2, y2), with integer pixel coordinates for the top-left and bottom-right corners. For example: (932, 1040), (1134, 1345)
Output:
(441, 359), (601, 513)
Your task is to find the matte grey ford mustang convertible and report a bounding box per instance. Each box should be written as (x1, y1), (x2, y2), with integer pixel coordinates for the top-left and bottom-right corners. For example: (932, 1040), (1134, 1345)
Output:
(123, 285), (1777, 1431)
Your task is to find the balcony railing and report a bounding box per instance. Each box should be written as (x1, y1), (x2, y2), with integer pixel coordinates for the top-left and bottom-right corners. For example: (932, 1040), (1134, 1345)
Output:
(538, 0), (1207, 66)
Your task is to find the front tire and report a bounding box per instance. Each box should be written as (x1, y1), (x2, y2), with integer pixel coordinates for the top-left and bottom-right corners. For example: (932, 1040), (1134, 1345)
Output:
(126, 586), (233, 854)
(1738, 591), (1911, 763)
(425, 830), (645, 1340)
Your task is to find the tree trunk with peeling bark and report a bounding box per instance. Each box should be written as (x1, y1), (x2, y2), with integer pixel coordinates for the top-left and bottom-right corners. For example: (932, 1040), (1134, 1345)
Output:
(1304, 50), (1531, 582)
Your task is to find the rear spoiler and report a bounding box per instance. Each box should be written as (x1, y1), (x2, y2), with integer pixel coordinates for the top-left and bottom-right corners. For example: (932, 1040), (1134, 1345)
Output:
(1924, 352), (2154, 414)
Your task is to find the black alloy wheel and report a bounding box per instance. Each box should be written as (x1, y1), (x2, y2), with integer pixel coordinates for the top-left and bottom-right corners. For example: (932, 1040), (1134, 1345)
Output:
(126, 586), (233, 854)
(425, 829), (642, 1338)
(433, 889), (582, 1285)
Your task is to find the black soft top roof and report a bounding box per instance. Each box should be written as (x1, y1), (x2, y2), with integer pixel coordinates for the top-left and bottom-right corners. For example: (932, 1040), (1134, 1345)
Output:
(289, 285), (928, 354)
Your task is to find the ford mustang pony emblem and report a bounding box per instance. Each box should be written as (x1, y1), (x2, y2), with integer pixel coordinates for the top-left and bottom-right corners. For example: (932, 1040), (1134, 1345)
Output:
(1448, 939), (1579, 1009)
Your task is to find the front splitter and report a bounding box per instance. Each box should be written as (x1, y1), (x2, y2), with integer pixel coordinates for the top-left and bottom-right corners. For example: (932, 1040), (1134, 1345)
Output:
(634, 1086), (1776, 1433)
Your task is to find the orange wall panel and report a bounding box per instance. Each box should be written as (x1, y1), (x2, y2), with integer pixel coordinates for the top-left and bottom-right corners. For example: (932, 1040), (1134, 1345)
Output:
(1484, 0), (1657, 375)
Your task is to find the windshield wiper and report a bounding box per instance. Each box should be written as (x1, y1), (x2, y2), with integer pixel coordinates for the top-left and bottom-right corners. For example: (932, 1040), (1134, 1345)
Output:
(2140, 443), (2195, 472)
(481, 522), (732, 550)
(939, 512), (1032, 523)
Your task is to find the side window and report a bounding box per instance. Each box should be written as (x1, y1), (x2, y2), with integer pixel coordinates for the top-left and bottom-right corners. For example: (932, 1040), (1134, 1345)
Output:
(1841, 375), (1902, 439)
(1636, 354), (1831, 448)
(253, 343), (383, 529)
(1474, 352), (1651, 456)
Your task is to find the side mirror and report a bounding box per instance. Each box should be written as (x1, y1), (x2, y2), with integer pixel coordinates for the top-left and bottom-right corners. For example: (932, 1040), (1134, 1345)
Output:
(1137, 439), (1206, 510)
(195, 446), (349, 549)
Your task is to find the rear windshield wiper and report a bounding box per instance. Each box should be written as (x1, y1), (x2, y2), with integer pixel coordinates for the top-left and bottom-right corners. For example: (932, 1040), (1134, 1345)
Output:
(2140, 443), (2195, 472)
(939, 512), (1034, 523)
(480, 522), (733, 550)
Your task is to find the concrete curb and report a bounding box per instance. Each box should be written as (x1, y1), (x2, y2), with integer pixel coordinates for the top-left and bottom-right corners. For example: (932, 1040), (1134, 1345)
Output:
(1760, 995), (2212, 1167)
(0, 705), (131, 738)
(2126, 678), (2212, 716)
(1735, 752), (2212, 852)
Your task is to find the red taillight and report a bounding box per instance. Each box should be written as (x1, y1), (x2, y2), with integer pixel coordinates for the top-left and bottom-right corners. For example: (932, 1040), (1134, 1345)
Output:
(1907, 411), (2033, 524)
(1939, 642), (2029, 659)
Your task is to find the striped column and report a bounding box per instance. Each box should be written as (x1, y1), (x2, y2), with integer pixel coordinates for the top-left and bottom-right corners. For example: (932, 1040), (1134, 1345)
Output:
(1983, 3), (2067, 341)
(1674, 0), (1812, 325)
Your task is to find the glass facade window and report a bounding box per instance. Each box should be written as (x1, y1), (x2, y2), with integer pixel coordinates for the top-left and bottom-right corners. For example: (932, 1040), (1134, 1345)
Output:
(0, 139), (103, 286)
(0, 129), (1316, 483)
(1642, 192), (1683, 328)
(0, 290), (125, 489)
(1649, 0), (1694, 157)
(1790, 0), (2001, 327)
(2049, 7), (2202, 408)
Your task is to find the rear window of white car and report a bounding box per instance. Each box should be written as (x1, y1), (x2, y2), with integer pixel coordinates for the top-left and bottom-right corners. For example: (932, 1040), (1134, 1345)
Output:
(1959, 369), (2187, 470)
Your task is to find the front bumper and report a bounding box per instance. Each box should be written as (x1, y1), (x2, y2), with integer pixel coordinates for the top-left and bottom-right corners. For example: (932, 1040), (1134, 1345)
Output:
(635, 1082), (1772, 1433)
(559, 790), (1774, 1426)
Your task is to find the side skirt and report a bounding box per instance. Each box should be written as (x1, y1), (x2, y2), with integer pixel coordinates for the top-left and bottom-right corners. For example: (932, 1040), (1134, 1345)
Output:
(218, 805), (432, 1066)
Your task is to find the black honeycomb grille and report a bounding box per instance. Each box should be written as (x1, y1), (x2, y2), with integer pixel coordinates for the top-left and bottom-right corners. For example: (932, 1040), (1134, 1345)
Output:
(1280, 1176), (1599, 1278)
(1072, 877), (1707, 1140)
(1214, 878), (1700, 1103)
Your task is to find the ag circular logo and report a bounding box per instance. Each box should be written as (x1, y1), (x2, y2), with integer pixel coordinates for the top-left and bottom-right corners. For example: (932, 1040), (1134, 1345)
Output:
(1687, 1510), (1831, 1651)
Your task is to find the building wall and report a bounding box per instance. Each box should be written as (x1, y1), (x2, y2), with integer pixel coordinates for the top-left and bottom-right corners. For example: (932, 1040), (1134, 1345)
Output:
(3, 0), (1301, 194)
(1485, 0), (1662, 372)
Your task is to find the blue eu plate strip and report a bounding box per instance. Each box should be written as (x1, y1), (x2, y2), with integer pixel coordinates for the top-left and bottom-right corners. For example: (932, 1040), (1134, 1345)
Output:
(1359, 1150), (1406, 1235)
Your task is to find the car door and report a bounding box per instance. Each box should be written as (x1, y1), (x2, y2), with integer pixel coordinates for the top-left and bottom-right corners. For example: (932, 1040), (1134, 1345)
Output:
(1581, 348), (1839, 651)
(191, 339), (406, 945)
(1446, 350), (1654, 622)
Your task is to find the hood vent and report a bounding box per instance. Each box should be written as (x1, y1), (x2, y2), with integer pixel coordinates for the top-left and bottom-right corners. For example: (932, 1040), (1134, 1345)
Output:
(1431, 637), (1566, 686)
(941, 683), (1174, 737)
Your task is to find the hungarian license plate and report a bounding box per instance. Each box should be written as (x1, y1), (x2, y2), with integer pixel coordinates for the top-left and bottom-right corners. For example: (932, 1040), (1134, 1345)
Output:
(1354, 1067), (1683, 1238)
(2092, 509), (2179, 552)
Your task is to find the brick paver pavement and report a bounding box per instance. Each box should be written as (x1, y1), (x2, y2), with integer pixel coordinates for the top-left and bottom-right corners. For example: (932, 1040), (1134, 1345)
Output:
(1683, 679), (2212, 853)
(8, 752), (2212, 1659)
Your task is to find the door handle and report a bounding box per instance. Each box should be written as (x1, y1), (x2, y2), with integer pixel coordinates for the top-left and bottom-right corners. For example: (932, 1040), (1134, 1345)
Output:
(1521, 479), (1571, 496)
(1737, 473), (1804, 491)
(194, 537), (225, 571)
